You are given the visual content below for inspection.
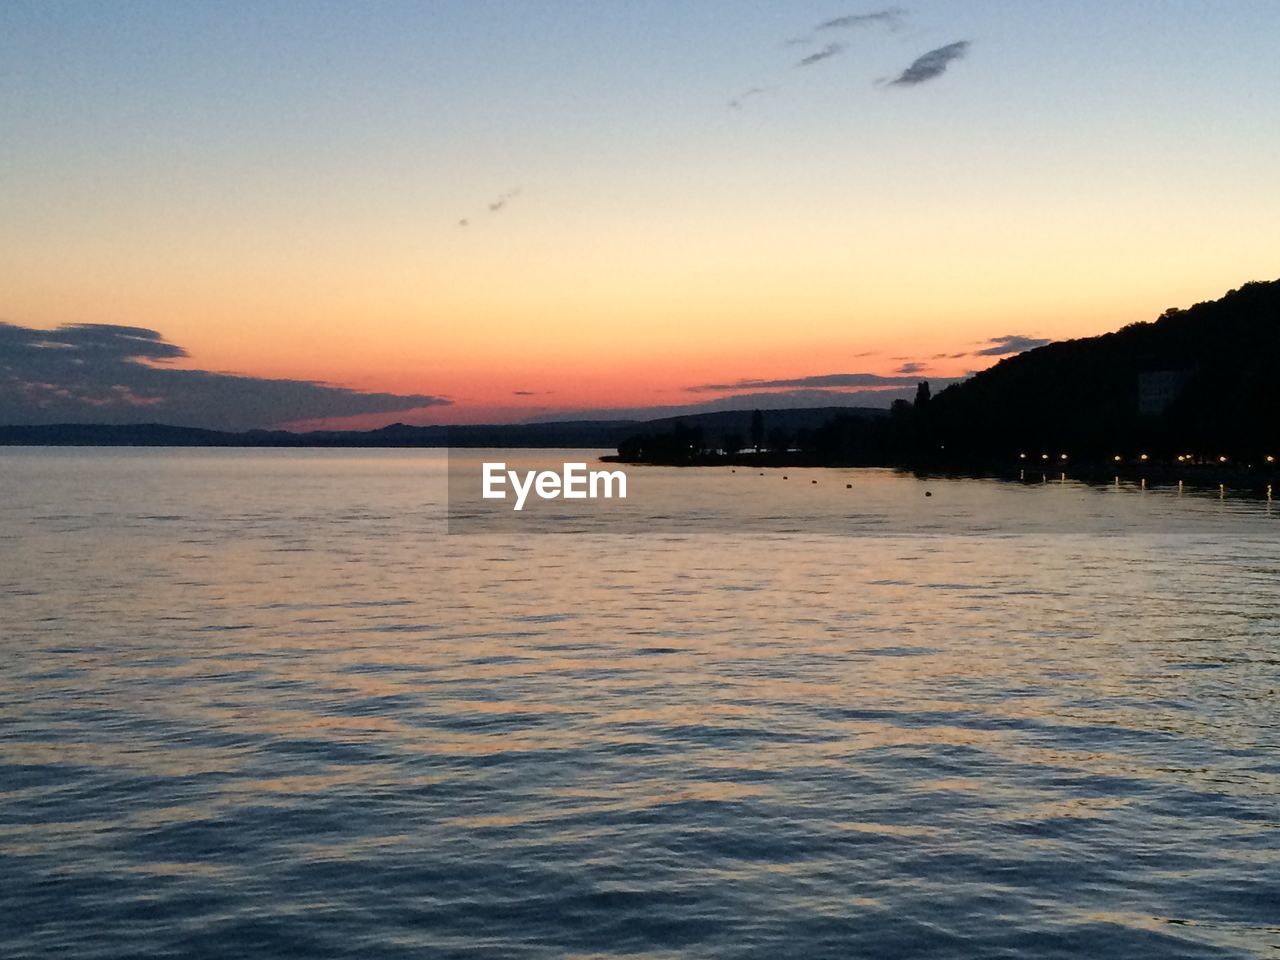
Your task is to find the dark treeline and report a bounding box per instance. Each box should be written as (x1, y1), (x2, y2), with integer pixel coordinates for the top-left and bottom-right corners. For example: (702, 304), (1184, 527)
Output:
(614, 406), (908, 466)
(613, 279), (1280, 475)
(926, 279), (1280, 464)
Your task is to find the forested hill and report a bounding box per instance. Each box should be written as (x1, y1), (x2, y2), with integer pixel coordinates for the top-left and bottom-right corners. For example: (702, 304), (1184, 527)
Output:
(927, 279), (1280, 460)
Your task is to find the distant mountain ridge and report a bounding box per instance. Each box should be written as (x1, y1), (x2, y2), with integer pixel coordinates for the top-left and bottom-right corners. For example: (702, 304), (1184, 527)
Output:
(0, 406), (883, 448)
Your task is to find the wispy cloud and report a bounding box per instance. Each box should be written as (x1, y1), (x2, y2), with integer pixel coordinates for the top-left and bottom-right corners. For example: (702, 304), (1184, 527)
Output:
(816, 8), (907, 32)
(690, 371), (941, 393)
(927, 335), (1050, 359)
(788, 8), (907, 44)
(973, 333), (1051, 356)
(796, 42), (846, 68)
(895, 362), (928, 374)
(728, 86), (772, 110)
(741, 11), (971, 108)
(487, 187), (521, 213)
(889, 40), (969, 86)
(0, 322), (449, 430)
(457, 187), (521, 226)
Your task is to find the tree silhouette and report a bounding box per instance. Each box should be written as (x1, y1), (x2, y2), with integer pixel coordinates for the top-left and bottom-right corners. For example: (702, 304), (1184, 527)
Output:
(914, 380), (931, 408)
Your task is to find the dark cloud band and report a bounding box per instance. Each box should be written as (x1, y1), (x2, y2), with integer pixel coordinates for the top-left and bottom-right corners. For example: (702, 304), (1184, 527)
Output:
(690, 371), (945, 393)
(0, 322), (449, 430)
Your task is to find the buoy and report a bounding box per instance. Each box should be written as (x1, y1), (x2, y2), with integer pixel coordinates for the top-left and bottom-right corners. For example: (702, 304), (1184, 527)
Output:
(783, 475), (788, 480)
(925, 491), (932, 497)
(811, 479), (817, 484)
(846, 483), (852, 489)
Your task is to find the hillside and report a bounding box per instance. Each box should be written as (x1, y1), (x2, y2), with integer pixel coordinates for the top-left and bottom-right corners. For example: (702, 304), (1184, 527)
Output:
(927, 279), (1280, 461)
(611, 279), (1280, 471)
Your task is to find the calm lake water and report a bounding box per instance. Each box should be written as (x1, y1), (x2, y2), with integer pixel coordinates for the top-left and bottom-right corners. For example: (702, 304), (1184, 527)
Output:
(2, 448), (1278, 958)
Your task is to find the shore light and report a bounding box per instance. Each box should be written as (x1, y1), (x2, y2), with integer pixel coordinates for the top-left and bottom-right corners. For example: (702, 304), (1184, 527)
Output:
(1114, 455), (1122, 462)
(1041, 453), (1049, 460)
(1019, 453), (1027, 459)
(1140, 454), (1149, 461)
(1219, 456), (1228, 463)
(1267, 456), (1275, 464)
(1060, 453), (1068, 461)
(1177, 455), (1185, 463)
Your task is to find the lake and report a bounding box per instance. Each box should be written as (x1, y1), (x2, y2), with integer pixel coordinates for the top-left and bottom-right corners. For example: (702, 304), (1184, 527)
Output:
(1, 448), (1277, 958)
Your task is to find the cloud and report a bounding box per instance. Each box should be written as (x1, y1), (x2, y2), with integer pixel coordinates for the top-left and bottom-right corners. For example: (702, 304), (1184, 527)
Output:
(689, 371), (943, 392)
(744, 9), (909, 109)
(456, 188), (521, 225)
(0, 321), (449, 431)
(728, 86), (772, 110)
(895, 362), (928, 374)
(816, 8), (907, 32)
(787, 8), (906, 44)
(704, 384), (959, 407)
(889, 40), (969, 86)
(488, 188), (520, 213)
(796, 42), (846, 68)
(973, 334), (1052, 356)
(926, 336), (1051, 359)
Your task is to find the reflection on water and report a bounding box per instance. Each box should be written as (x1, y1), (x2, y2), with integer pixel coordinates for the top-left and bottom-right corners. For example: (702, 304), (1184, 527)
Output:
(447, 449), (1278, 535)
(1, 449), (1278, 958)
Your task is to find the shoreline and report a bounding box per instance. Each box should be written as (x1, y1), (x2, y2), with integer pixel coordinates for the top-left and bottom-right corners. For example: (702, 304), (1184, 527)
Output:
(602, 454), (1278, 496)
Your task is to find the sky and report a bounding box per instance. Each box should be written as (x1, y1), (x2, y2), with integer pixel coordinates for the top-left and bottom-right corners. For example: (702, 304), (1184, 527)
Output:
(2, 0), (1279, 429)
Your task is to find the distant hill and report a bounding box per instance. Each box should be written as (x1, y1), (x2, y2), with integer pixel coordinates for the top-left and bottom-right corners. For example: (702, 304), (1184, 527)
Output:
(0, 406), (883, 449)
(927, 279), (1280, 460)
(609, 279), (1280, 471)
(0, 423), (248, 446)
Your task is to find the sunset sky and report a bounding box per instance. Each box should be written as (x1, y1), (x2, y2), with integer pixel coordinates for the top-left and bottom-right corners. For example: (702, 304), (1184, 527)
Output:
(3, 1), (1279, 428)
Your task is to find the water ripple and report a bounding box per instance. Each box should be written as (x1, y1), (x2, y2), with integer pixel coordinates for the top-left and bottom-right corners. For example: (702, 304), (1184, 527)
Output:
(2, 450), (1278, 958)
